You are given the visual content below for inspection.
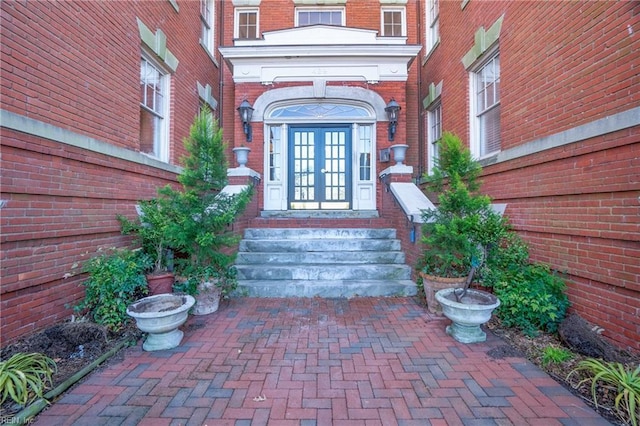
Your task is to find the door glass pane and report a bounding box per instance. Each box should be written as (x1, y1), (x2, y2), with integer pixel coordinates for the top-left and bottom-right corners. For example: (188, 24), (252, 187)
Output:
(289, 127), (351, 210)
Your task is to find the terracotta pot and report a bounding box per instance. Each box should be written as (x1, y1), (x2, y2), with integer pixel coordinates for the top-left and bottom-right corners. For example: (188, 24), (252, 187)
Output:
(146, 272), (175, 295)
(419, 272), (467, 315)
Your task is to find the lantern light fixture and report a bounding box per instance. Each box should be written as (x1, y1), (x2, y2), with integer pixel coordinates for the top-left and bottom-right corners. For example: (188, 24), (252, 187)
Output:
(385, 99), (401, 141)
(237, 100), (254, 142)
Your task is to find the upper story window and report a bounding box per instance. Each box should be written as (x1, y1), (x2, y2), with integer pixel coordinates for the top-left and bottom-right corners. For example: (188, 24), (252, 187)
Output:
(381, 7), (405, 37)
(140, 55), (170, 162)
(426, 0), (439, 52)
(427, 101), (442, 175)
(296, 8), (345, 27)
(200, 0), (214, 53)
(471, 52), (500, 157)
(235, 8), (259, 39)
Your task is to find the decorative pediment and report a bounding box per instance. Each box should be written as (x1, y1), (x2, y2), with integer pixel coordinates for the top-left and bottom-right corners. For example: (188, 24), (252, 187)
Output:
(220, 25), (421, 84)
(238, 25), (406, 47)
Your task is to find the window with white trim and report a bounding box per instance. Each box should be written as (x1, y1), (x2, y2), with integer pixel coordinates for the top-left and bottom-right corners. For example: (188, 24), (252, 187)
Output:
(296, 8), (344, 27)
(235, 8), (259, 39)
(471, 52), (500, 157)
(140, 55), (170, 162)
(358, 125), (373, 181)
(427, 101), (442, 175)
(267, 126), (282, 182)
(200, 0), (214, 53)
(381, 7), (405, 37)
(426, 0), (439, 52)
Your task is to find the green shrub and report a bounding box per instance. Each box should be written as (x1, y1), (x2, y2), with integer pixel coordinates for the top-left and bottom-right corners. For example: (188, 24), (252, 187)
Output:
(569, 359), (640, 426)
(160, 106), (252, 297)
(0, 352), (57, 406)
(541, 345), (573, 367)
(74, 247), (151, 331)
(487, 261), (569, 337)
(419, 132), (494, 278)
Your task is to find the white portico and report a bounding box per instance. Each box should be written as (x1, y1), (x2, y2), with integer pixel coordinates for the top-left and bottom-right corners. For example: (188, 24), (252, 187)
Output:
(220, 25), (421, 212)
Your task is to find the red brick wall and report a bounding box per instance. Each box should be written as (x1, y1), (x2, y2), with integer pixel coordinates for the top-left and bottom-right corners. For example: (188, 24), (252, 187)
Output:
(3, 0), (637, 354)
(0, 0), (223, 344)
(1, 0), (221, 162)
(419, 0), (640, 351)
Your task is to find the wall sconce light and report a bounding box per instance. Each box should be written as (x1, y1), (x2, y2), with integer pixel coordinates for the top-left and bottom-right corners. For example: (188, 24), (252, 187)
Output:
(385, 99), (401, 141)
(237, 99), (254, 142)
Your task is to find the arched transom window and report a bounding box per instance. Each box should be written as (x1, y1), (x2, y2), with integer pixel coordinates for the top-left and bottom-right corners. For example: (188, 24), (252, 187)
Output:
(269, 103), (372, 120)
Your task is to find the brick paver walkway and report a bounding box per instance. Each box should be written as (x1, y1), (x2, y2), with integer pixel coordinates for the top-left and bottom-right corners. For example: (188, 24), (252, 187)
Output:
(35, 298), (610, 425)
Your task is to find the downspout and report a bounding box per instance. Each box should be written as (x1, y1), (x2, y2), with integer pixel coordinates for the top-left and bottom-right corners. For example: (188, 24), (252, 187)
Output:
(416, 0), (424, 180)
(218, 0), (225, 127)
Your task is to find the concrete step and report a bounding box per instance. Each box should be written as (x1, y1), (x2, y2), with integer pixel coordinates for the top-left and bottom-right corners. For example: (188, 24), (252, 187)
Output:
(238, 279), (417, 298)
(235, 263), (412, 281)
(243, 228), (396, 240)
(238, 238), (401, 253)
(235, 227), (417, 298)
(236, 250), (406, 265)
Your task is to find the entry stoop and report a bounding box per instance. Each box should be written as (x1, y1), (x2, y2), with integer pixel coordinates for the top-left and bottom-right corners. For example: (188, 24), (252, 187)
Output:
(235, 228), (418, 297)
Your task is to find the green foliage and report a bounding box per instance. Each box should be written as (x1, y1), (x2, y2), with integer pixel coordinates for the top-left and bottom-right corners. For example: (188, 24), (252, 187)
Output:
(425, 131), (483, 194)
(570, 359), (640, 426)
(419, 132), (570, 334)
(481, 231), (530, 274)
(541, 345), (573, 367)
(118, 196), (175, 275)
(487, 260), (569, 337)
(0, 352), (57, 406)
(172, 265), (238, 298)
(419, 132), (503, 278)
(177, 106), (229, 193)
(74, 248), (150, 331)
(161, 106), (252, 296)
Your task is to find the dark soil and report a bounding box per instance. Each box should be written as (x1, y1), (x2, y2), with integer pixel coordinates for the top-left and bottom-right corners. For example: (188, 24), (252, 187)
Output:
(0, 321), (141, 418)
(486, 315), (639, 426)
(1, 309), (638, 424)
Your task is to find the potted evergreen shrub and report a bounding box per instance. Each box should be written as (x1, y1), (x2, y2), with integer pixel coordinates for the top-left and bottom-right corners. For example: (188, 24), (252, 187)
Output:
(418, 132), (498, 313)
(118, 197), (176, 295)
(163, 106), (252, 314)
(420, 133), (570, 343)
(418, 132), (505, 341)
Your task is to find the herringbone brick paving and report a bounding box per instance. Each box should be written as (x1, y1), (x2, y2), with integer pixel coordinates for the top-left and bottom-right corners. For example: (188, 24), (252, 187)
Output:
(34, 298), (610, 425)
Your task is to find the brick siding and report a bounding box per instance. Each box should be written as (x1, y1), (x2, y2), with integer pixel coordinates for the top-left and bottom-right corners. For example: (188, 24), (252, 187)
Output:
(420, 0), (640, 351)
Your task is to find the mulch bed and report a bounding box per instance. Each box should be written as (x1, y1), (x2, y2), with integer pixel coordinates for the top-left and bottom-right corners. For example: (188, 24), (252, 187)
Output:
(486, 315), (639, 426)
(0, 321), (141, 418)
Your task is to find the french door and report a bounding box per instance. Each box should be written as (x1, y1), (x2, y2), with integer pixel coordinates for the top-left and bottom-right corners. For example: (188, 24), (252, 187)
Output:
(288, 125), (352, 210)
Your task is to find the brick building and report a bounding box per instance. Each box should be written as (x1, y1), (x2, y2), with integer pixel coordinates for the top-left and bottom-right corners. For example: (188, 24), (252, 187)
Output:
(1, 1), (638, 351)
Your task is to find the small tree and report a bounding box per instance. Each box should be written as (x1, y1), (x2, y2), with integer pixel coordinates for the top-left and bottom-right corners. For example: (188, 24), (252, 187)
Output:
(118, 197), (175, 275)
(419, 132), (503, 282)
(162, 107), (252, 296)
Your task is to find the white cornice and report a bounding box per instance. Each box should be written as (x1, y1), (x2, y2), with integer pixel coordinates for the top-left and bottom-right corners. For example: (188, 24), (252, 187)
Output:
(238, 25), (405, 46)
(220, 25), (420, 84)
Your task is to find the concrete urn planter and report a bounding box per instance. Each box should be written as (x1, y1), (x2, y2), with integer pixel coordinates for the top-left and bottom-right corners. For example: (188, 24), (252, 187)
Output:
(192, 281), (221, 315)
(435, 288), (500, 343)
(390, 144), (409, 165)
(232, 146), (251, 168)
(127, 294), (195, 351)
